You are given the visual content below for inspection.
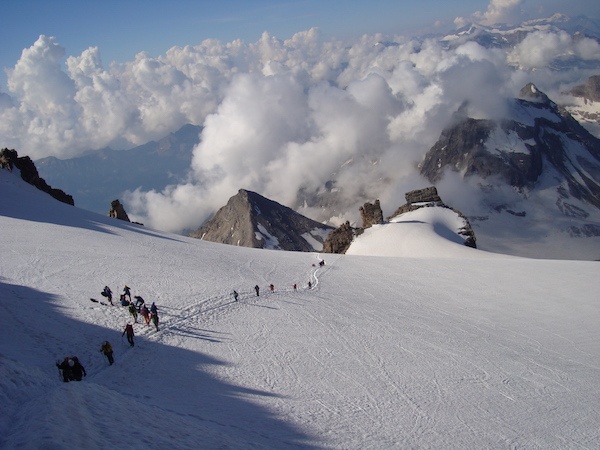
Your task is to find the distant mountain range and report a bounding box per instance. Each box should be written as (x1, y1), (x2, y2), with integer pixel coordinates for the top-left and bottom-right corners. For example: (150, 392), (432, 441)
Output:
(37, 124), (201, 214)
(442, 13), (600, 49)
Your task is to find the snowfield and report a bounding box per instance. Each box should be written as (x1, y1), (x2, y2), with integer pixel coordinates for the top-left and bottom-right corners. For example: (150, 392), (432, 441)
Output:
(1, 169), (600, 449)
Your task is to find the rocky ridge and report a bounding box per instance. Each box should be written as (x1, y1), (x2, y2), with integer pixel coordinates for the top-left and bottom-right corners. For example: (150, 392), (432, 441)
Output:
(189, 189), (333, 252)
(0, 148), (74, 206)
(419, 84), (600, 209)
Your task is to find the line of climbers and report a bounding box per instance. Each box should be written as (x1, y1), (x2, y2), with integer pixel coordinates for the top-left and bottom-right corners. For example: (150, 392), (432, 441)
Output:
(59, 258), (326, 383)
(101, 285), (159, 331)
(231, 259), (324, 301)
(58, 284), (161, 381)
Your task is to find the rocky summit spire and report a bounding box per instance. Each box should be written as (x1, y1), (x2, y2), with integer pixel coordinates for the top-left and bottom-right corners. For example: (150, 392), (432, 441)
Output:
(109, 199), (130, 222)
(189, 189), (333, 251)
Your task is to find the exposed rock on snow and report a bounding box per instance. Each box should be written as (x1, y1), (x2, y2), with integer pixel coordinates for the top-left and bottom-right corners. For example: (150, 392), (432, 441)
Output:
(189, 189), (333, 251)
(346, 206), (480, 257)
(359, 199), (384, 228)
(322, 221), (358, 254)
(324, 187), (476, 253)
(108, 199), (131, 222)
(420, 84), (600, 209)
(389, 186), (477, 249)
(0, 148), (74, 206)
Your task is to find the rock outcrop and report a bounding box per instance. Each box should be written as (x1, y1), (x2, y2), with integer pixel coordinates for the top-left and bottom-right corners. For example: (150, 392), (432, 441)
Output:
(569, 75), (600, 102)
(323, 187), (477, 253)
(390, 187), (444, 216)
(360, 200), (384, 228)
(108, 199), (131, 222)
(322, 221), (359, 254)
(189, 189), (333, 252)
(405, 187), (443, 204)
(389, 187), (476, 249)
(0, 148), (74, 206)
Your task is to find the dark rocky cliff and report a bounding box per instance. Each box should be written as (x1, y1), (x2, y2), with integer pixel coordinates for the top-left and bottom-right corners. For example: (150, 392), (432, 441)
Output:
(1, 148), (74, 206)
(419, 84), (600, 209)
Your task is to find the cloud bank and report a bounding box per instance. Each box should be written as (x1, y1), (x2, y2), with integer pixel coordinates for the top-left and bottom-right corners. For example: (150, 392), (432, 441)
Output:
(475, 0), (525, 26)
(1, 4), (599, 232)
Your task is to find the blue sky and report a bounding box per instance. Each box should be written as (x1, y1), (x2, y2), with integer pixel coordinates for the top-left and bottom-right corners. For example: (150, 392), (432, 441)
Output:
(1, 1), (474, 69)
(0, 0), (595, 89)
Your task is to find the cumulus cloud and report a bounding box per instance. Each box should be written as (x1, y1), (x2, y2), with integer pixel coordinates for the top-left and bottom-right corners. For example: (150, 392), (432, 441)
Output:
(0, 35), (242, 157)
(481, 0), (524, 25)
(125, 183), (209, 233)
(125, 35), (526, 232)
(1, 10), (598, 232)
(508, 30), (600, 69)
(463, 0), (525, 27)
(2, 36), (81, 157)
(191, 72), (310, 205)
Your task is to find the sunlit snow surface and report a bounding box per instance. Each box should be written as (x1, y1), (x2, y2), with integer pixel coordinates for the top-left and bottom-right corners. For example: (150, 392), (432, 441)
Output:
(1, 170), (599, 449)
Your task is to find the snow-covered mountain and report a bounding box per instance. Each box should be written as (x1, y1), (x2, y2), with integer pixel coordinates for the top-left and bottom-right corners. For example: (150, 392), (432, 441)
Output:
(419, 83), (600, 261)
(565, 74), (600, 139)
(442, 13), (600, 49)
(2, 167), (600, 448)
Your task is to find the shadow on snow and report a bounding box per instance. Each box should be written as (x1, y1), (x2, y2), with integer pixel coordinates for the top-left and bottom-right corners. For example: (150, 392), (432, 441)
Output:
(0, 279), (322, 449)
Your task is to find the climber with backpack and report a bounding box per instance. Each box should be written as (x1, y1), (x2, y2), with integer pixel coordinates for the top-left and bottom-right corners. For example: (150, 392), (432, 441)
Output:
(123, 323), (135, 347)
(128, 302), (138, 323)
(100, 341), (114, 365)
(101, 286), (113, 305)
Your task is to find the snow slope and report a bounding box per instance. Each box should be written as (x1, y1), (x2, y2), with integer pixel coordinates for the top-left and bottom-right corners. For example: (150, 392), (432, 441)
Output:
(346, 207), (490, 259)
(1, 169), (600, 449)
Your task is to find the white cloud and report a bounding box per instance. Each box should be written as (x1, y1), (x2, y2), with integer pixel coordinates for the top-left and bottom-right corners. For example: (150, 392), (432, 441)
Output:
(3, 36), (82, 157)
(455, 0), (524, 28)
(1, 13), (599, 232)
(508, 30), (600, 69)
(475, 0), (525, 26)
(127, 33), (528, 231)
(124, 183), (209, 232)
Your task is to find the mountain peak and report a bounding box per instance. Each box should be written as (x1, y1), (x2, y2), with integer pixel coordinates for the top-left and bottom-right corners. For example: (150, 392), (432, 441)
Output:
(518, 83), (552, 105)
(189, 189), (333, 251)
(418, 87), (600, 254)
